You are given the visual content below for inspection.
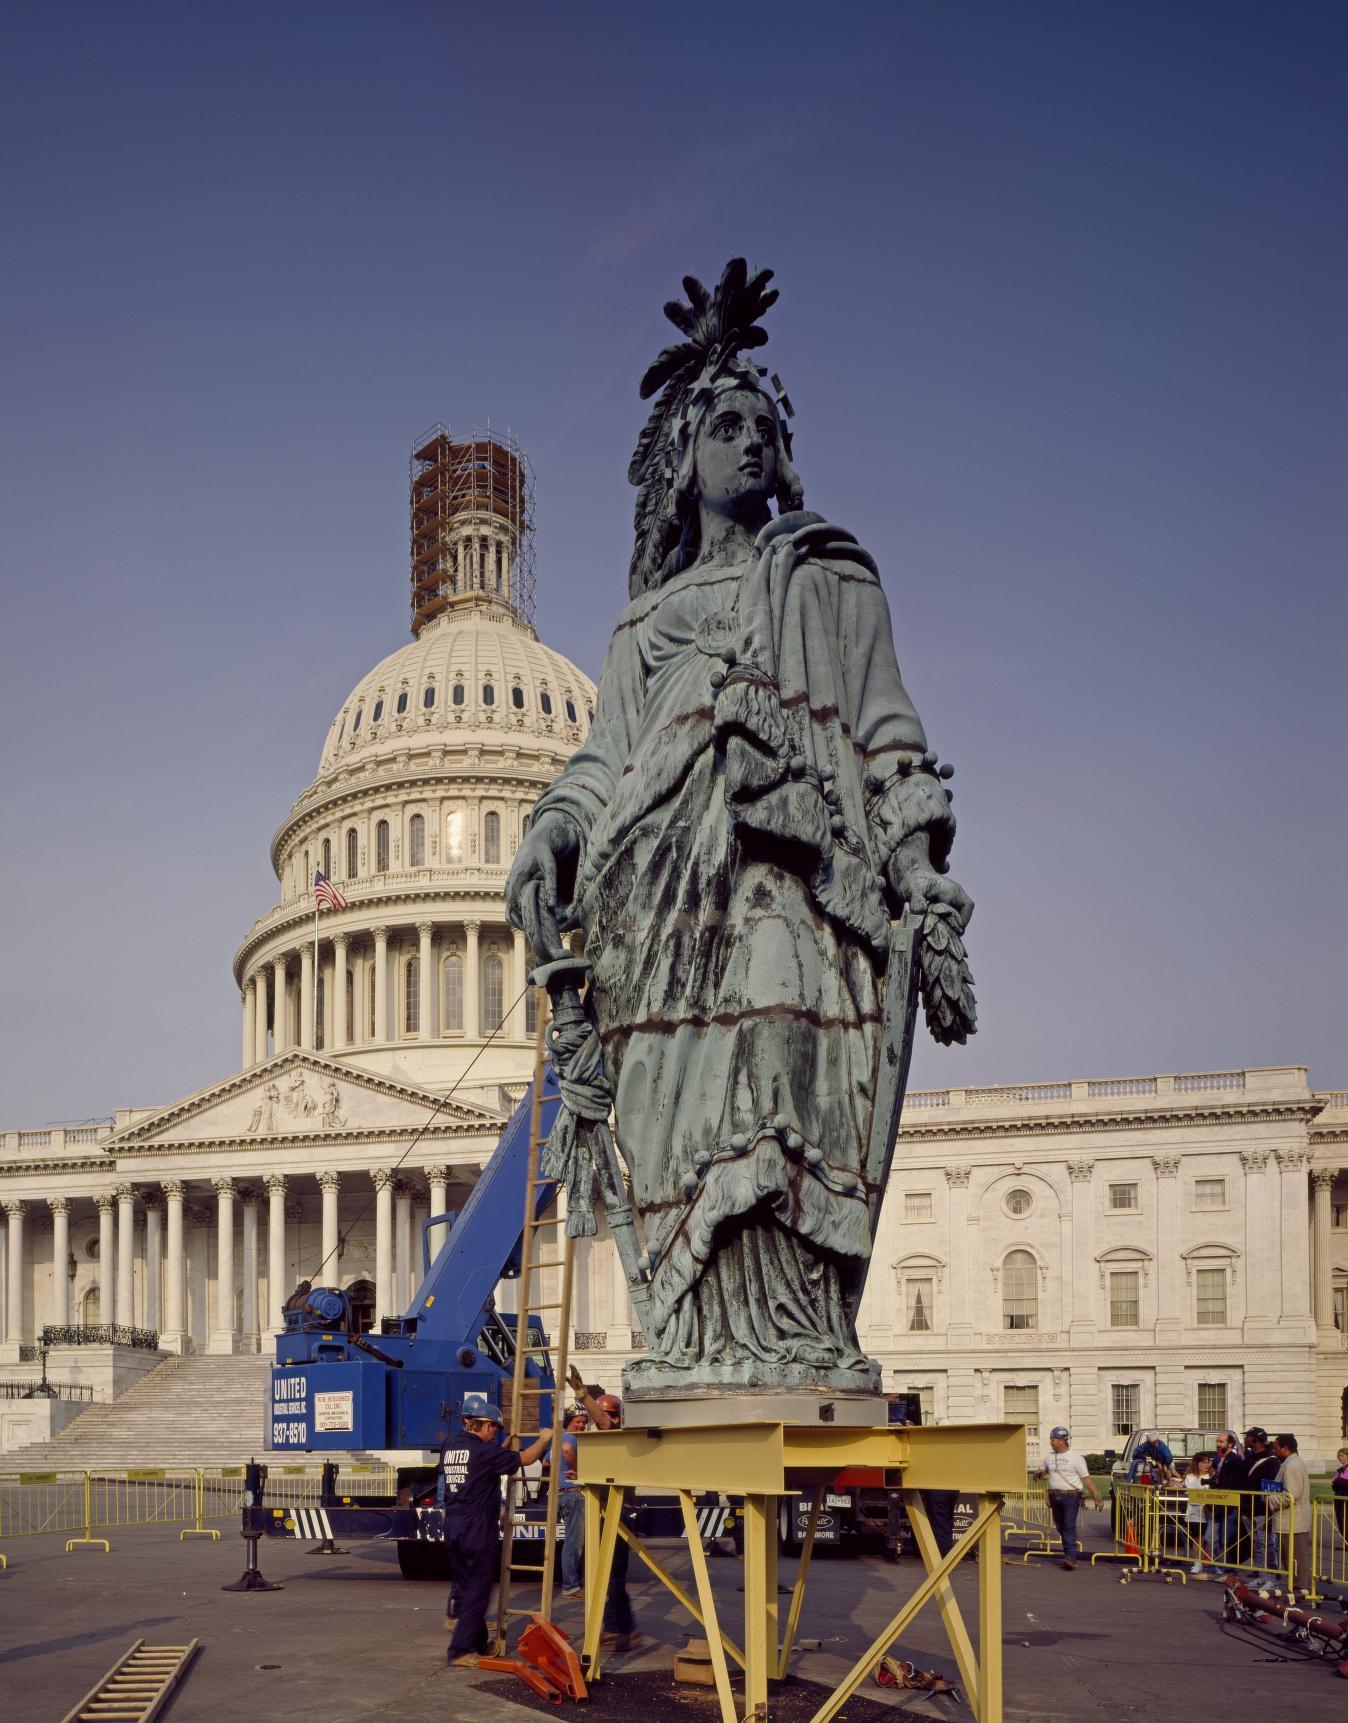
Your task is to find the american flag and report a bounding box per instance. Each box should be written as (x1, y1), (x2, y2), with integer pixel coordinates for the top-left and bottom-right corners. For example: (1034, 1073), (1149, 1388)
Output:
(313, 870), (348, 912)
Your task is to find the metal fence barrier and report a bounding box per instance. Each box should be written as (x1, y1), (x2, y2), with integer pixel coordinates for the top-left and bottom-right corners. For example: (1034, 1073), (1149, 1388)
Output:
(0, 1462), (399, 1564)
(1310, 1499), (1348, 1599)
(1092, 1484), (1306, 1589)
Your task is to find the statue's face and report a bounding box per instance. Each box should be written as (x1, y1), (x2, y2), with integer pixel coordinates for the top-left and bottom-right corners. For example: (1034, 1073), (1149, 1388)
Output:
(693, 388), (779, 520)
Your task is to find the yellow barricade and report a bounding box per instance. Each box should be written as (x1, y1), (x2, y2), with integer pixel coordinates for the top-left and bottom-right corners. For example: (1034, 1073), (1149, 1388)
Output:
(1149, 1485), (1293, 1588)
(1312, 1498), (1348, 1597)
(0, 1468), (100, 1552)
(1001, 1476), (1052, 1551)
(85, 1468), (201, 1541)
(1090, 1481), (1149, 1571)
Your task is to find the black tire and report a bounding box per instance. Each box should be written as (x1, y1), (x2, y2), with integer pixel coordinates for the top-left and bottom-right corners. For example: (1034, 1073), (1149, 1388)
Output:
(778, 1497), (801, 1555)
(397, 1538), (452, 1581)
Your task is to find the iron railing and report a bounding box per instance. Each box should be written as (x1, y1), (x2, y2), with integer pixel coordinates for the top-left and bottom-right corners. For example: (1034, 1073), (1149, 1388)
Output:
(40, 1324), (159, 1351)
(0, 1380), (96, 1402)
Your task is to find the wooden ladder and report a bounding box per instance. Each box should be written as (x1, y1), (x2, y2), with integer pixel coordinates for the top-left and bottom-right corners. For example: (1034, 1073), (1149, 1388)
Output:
(58, 1639), (199, 1723)
(493, 995), (575, 1652)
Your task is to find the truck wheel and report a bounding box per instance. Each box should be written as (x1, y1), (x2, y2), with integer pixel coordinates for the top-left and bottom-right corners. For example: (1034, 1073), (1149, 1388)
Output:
(778, 1498), (801, 1555)
(397, 1538), (451, 1580)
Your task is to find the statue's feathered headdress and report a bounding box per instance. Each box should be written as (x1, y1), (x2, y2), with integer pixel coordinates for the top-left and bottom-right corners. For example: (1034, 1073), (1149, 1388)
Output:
(627, 258), (797, 598)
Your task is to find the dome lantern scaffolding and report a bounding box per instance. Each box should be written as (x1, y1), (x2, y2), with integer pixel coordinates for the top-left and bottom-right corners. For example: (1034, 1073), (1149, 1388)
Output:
(409, 421), (536, 636)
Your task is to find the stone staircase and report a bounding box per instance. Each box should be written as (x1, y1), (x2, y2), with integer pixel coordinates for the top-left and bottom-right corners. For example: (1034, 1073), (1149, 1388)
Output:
(3, 1354), (373, 1470)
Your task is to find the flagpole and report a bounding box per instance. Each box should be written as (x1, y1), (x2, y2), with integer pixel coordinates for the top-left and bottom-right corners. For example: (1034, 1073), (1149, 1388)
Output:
(313, 889), (320, 1052)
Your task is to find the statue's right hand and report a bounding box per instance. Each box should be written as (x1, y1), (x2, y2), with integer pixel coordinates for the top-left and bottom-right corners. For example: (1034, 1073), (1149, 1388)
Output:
(505, 811), (583, 958)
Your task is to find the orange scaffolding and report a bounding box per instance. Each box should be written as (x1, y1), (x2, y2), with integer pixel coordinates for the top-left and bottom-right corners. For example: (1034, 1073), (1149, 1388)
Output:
(409, 422), (535, 635)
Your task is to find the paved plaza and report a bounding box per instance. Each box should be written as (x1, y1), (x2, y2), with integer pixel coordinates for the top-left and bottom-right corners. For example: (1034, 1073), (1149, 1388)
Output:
(1, 1516), (1343, 1723)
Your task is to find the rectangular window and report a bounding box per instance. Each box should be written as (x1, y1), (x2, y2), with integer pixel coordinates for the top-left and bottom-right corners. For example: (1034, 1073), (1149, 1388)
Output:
(442, 958), (463, 1034)
(906, 1385), (935, 1425)
(1193, 1177), (1226, 1210)
(1109, 1270), (1140, 1327)
(1110, 1382), (1140, 1438)
(1108, 1182), (1139, 1212)
(906, 1278), (933, 1332)
(1195, 1267), (1228, 1327)
(1003, 1384), (1039, 1446)
(1333, 1203), (1348, 1230)
(904, 1191), (933, 1222)
(1197, 1382), (1228, 1429)
(1334, 1285), (1347, 1332)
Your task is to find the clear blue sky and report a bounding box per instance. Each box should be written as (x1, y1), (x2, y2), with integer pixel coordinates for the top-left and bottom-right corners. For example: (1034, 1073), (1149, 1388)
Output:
(1, 1), (1343, 1123)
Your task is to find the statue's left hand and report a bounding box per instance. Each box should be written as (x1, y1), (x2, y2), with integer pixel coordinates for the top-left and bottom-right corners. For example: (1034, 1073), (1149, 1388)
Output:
(888, 833), (973, 933)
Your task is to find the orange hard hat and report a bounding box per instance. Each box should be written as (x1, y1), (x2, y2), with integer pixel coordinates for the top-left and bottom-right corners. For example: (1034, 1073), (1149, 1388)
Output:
(597, 1394), (622, 1419)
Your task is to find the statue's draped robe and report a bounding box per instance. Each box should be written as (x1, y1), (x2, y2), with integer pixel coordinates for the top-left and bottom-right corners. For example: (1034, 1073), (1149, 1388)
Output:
(532, 515), (954, 1385)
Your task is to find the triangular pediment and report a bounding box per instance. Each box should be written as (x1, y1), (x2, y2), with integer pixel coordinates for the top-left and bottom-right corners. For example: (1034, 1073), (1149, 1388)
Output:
(104, 1053), (504, 1148)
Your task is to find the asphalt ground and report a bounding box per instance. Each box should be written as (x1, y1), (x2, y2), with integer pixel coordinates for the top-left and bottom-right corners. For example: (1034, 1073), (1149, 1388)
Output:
(1, 1514), (1344, 1723)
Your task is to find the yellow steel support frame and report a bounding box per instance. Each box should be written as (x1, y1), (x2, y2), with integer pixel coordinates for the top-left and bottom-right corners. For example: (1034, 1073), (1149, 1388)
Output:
(575, 1422), (1022, 1723)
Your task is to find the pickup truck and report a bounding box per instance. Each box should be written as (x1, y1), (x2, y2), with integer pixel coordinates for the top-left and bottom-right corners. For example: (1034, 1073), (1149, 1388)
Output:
(1107, 1427), (1226, 1533)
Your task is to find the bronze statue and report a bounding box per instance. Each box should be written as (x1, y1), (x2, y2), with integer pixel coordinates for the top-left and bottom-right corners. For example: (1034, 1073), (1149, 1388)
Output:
(507, 261), (975, 1400)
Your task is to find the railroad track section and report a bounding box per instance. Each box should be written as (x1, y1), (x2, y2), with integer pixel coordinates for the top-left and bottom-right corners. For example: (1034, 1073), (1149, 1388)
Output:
(58, 1638), (199, 1723)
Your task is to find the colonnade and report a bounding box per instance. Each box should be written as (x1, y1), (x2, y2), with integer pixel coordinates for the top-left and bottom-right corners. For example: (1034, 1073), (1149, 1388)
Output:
(0, 1166), (468, 1358)
(240, 921), (532, 1066)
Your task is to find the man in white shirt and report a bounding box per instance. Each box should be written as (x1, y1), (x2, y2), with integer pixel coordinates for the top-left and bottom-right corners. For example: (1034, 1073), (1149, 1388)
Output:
(1034, 1426), (1102, 1570)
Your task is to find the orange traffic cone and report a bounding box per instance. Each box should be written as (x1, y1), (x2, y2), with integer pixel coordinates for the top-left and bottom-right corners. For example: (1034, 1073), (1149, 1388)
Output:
(1123, 1517), (1140, 1558)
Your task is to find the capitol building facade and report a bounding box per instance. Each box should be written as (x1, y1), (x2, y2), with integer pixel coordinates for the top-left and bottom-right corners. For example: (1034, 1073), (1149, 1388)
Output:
(1, 427), (1344, 1463)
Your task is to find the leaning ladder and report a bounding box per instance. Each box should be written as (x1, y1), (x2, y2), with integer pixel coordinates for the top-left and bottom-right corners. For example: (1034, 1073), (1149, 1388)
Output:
(493, 995), (576, 1651)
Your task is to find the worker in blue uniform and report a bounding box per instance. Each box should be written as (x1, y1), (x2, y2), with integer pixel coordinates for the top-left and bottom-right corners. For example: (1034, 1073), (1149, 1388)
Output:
(441, 1395), (553, 1666)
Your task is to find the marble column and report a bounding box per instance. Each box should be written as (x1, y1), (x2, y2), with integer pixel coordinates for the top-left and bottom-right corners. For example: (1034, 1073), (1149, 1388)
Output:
(426, 1164), (449, 1261)
(511, 927), (528, 1039)
(332, 935), (350, 1050)
(1152, 1155), (1182, 1338)
(464, 920), (481, 1040)
(318, 1169), (341, 1283)
(3, 1200), (25, 1350)
(373, 926), (390, 1043)
(395, 1180), (413, 1309)
(1313, 1166), (1337, 1329)
(417, 922), (434, 1040)
(253, 972), (270, 1063)
(272, 956), (289, 1054)
(944, 1165), (972, 1343)
(1277, 1147), (1313, 1322)
(373, 1168), (395, 1325)
(47, 1196), (71, 1329)
(300, 943), (315, 1051)
(265, 1175), (288, 1333)
(242, 984), (255, 1070)
(211, 1177), (237, 1354)
(240, 1190), (259, 1352)
(162, 1180), (185, 1351)
(1067, 1158), (1095, 1339)
(115, 1183), (135, 1326)
(96, 1194), (115, 1326)
(143, 1199), (162, 1335)
(1240, 1149), (1276, 1342)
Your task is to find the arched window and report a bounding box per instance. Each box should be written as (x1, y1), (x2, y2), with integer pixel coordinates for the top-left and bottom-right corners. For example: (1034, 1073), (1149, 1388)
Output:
(481, 954), (504, 1033)
(302, 848), (310, 888)
(396, 690), (409, 715)
(445, 809), (464, 864)
(368, 967), (377, 1040)
(511, 685), (525, 709)
(482, 682), (495, 707)
(1002, 1250), (1039, 1331)
(423, 684), (436, 709)
(540, 691), (553, 716)
(345, 827), (358, 879)
(525, 984), (540, 1038)
(345, 968), (354, 1039)
(409, 813), (426, 867)
(375, 820), (390, 873)
(483, 811), (501, 865)
(352, 707), (363, 732)
(82, 1286), (101, 1325)
(372, 698), (384, 722)
(565, 699), (578, 723)
(315, 975), (325, 1051)
(404, 956), (420, 1035)
(442, 954), (463, 1033)
(495, 541), (504, 592)
(321, 838), (332, 878)
(452, 682), (465, 707)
